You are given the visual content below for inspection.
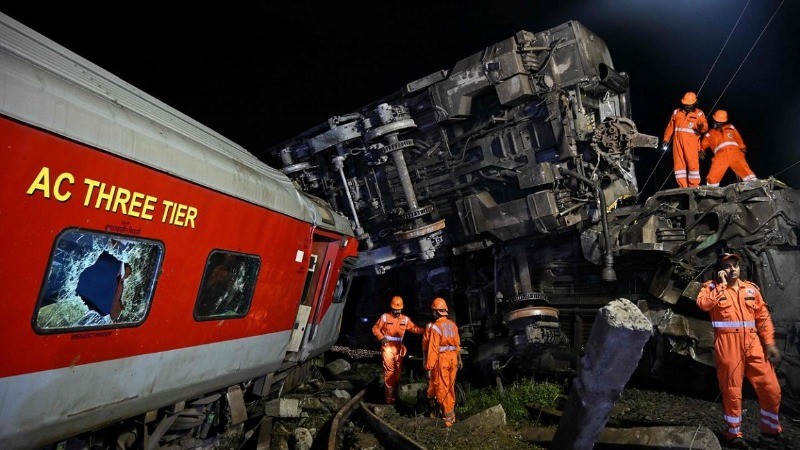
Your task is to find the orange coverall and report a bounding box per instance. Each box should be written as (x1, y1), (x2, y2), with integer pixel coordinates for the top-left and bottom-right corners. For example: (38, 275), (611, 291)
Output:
(422, 322), (438, 404)
(424, 317), (461, 427)
(663, 108), (708, 187)
(372, 313), (423, 404)
(696, 280), (782, 441)
(700, 124), (756, 186)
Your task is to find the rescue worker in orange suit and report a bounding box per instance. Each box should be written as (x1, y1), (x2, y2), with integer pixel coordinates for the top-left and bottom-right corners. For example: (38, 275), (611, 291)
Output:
(662, 91), (708, 188)
(424, 297), (463, 428)
(700, 110), (757, 187)
(696, 253), (783, 449)
(421, 320), (438, 417)
(372, 296), (424, 405)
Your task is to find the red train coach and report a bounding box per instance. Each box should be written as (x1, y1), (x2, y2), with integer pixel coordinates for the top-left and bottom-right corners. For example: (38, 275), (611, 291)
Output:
(0, 13), (358, 449)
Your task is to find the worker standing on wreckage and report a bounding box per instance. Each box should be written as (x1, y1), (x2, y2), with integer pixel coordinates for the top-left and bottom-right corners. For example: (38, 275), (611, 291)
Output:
(696, 252), (783, 449)
(372, 296), (424, 405)
(663, 91), (708, 187)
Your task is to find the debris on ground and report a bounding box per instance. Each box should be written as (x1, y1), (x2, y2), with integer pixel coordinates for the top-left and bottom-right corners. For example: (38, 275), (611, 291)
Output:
(246, 346), (800, 450)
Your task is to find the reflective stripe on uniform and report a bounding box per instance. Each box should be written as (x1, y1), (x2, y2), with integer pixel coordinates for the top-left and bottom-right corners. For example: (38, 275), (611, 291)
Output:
(724, 414), (741, 424)
(724, 415), (741, 437)
(385, 336), (402, 342)
(713, 141), (739, 154)
(439, 345), (456, 352)
(760, 409), (779, 420)
(761, 419), (781, 429)
(432, 324), (456, 338)
(712, 321), (755, 328)
(675, 127), (696, 133)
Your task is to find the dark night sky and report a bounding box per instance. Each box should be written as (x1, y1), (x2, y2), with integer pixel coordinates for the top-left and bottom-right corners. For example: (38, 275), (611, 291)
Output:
(3, 1), (798, 194)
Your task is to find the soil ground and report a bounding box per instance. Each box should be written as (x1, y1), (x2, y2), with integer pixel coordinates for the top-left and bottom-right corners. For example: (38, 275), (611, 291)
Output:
(326, 347), (800, 450)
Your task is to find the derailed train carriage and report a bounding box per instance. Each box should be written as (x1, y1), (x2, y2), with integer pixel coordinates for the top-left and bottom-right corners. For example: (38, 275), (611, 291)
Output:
(0, 13), (358, 449)
(266, 21), (800, 412)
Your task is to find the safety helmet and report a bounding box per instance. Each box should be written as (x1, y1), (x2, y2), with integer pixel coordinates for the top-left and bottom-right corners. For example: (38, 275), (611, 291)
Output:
(712, 110), (728, 123)
(390, 296), (404, 309)
(681, 91), (697, 105)
(431, 297), (448, 315)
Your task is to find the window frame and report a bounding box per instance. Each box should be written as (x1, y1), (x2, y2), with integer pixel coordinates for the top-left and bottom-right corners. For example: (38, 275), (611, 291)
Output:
(32, 227), (164, 334)
(332, 256), (357, 304)
(193, 249), (261, 321)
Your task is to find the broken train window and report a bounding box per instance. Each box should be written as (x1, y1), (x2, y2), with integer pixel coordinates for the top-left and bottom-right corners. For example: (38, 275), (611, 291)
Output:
(34, 228), (163, 332)
(194, 250), (260, 320)
(332, 256), (358, 304)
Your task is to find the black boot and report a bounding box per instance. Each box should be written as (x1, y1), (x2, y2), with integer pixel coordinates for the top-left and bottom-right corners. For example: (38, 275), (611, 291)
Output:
(428, 398), (438, 418)
(760, 432), (786, 449)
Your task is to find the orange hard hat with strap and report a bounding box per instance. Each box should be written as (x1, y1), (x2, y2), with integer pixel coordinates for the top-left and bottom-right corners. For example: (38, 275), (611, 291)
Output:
(390, 296), (404, 309)
(712, 110), (728, 122)
(431, 297), (448, 314)
(681, 91), (697, 105)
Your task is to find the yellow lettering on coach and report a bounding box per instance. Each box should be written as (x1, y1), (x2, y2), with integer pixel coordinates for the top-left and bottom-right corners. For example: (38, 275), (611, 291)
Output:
(26, 167), (52, 198)
(54, 172), (75, 201)
(27, 167), (75, 201)
(83, 178), (100, 206)
(185, 206), (197, 228)
(27, 169), (198, 228)
(160, 200), (197, 228)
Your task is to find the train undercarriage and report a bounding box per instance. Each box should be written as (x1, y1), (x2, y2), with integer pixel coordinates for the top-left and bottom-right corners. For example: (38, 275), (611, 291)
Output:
(45, 360), (322, 449)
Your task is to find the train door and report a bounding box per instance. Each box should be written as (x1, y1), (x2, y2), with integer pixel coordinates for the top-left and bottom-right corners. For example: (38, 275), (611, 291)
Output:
(286, 232), (356, 362)
(286, 245), (324, 353)
(284, 234), (335, 348)
(300, 236), (339, 358)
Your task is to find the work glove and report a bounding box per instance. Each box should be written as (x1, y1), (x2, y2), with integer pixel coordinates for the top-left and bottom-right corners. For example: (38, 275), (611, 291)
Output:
(766, 344), (781, 364)
(381, 337), (388, 345)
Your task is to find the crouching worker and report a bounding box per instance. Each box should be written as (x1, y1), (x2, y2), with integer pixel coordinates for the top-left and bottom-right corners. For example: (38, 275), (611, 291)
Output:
(372, 296), (424, 405)
(424, 297), (462, 428)
(700, 109), (757, 187)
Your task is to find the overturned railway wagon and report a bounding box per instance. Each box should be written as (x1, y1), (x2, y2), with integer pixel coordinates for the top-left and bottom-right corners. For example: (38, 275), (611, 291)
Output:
(266, 21), (800, 412)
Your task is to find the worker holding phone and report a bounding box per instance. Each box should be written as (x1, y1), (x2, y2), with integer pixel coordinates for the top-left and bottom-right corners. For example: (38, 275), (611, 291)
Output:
(696, 252), (783, 448)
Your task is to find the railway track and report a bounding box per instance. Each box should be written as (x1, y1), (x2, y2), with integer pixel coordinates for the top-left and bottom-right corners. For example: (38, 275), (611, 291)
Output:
(326, 385), (426, 450)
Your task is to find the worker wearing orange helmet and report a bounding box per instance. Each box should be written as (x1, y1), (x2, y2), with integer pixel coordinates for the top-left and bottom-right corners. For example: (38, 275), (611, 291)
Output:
(372, 296), (424, 405)
(700, 110), (757, 187)
(662, 91), (708, 187)
(696, 253), (783, 449)
(424, 297), (462, 427)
